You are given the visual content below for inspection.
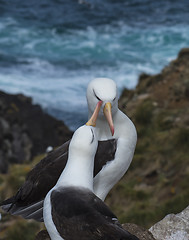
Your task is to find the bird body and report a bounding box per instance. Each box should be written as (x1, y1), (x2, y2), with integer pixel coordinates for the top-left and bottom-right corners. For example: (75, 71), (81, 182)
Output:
(43, 125), (138, 240)
(43, 125), (97, 240)
(87, 78), (137, 200)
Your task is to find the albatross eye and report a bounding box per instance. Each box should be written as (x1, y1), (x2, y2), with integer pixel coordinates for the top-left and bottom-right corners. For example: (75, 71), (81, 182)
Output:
(113, 97), (116, 101)
(93, 89), (102, 101)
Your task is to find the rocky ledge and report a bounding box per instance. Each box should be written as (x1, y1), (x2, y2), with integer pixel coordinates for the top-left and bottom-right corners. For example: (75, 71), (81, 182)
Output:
(150, 206), (189, 240)
(0, 92), (72, 173)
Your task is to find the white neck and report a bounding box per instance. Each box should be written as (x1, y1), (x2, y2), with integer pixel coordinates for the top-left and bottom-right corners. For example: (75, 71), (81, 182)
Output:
(55, 153), (94, 191)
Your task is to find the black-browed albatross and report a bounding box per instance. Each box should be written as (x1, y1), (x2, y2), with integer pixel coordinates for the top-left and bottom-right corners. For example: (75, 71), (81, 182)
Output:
(43, 119), (139, 240)
(1, 78), (137, 222)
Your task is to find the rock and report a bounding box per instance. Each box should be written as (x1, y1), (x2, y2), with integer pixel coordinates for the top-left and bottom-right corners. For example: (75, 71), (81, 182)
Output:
(178, 48), (189, 59)
(122, 223), (155, 240)
(35, 230), (50, 240)
(149, 206), (189, 240)
(0, 91), (72, 173)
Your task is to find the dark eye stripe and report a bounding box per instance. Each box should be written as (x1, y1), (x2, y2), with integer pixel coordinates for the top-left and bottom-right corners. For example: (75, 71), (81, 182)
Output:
(93, 89), (102, 101)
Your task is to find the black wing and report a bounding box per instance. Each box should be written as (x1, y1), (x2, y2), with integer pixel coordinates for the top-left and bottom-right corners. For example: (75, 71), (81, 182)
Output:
(0, 140), (117, 221)
(0, 140), (70, 221)
(51, 187), (139, 240)
(94, 139), (117, 176)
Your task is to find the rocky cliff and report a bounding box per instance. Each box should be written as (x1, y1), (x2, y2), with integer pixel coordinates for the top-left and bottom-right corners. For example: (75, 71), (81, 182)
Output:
(106, 48), (189, 228)
(0, 92), (72, 173)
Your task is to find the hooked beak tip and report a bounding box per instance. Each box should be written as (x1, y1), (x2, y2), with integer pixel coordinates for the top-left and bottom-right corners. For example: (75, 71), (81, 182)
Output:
(111, 126), (114, 136)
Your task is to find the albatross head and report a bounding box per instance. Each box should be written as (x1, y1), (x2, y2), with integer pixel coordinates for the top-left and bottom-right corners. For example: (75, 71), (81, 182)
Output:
(69, 104), (99, 160)
(69, 125), (98, 161)
(86, 78), (118, 136)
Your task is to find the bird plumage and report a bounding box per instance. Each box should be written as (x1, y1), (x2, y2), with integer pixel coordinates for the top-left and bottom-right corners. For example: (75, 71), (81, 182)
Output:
(43, 125), (138, 240)
(50, 187), (138, 240)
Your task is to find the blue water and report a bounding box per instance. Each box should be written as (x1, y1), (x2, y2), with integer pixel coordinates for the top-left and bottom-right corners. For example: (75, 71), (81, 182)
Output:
(0, 0), (189, 130)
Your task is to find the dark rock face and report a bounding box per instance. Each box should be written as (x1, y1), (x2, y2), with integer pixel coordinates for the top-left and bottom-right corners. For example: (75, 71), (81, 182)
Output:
(35, 230), (50, 240)
(0, 91), (72, 173)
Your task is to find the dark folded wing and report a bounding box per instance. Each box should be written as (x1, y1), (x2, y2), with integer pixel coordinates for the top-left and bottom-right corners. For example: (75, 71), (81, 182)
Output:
(51, 187), (138, 240)
(0, 140), (70, 221)
(0, 139), (117, 222)
(94, 139), (117, 176)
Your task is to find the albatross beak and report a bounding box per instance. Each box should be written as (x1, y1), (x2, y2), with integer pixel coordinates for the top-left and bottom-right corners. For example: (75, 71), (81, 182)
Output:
(86, 101), (102, 127)
(103, 102), (114, 136)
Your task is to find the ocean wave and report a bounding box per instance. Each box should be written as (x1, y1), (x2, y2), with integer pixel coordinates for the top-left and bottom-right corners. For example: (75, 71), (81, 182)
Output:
(0, 1), (189, 129)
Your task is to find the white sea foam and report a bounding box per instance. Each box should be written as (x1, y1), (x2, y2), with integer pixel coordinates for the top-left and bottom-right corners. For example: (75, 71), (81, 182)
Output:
(0, 11), (189, 129)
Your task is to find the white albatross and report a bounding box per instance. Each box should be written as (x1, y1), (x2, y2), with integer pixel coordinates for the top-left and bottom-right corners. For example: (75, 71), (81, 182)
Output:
(0, 78), (137, 221)
(43, 122), (139, 240)
(86, 78), (137, 200)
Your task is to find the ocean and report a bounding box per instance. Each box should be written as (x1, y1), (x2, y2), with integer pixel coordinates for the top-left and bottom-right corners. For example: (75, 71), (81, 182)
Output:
(0, 0), (189, 130)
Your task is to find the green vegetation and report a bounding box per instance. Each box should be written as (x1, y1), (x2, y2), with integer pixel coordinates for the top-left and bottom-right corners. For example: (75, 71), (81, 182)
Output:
(0, 158), (43, 239)
(112, 51), (189, 228)
(135, 99), (154, 125)
(0, 164), (31, 202)
(175, 127), (189, 149)
(6, 220), (40, 240)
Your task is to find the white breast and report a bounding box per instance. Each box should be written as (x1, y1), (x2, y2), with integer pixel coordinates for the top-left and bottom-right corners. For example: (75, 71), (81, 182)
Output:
(43, 190), (64, 240)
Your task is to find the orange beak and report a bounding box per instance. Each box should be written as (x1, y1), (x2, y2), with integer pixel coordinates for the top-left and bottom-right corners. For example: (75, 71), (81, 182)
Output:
(86, 101), (102, 127)
(103, 102), (114, 136)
